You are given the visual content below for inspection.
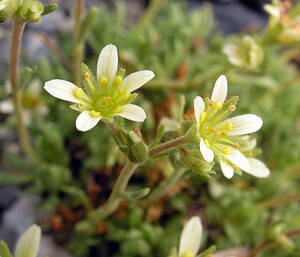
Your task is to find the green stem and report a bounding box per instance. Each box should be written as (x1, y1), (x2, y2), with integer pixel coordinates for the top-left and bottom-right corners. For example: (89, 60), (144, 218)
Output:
(248, 228), (300, 257)
(73, 0), (85, 85)
(88, 161), (139, 222)
(9, 17), (39, 163)
(149, 135), (186, 158)
(143, 167), (185, 207)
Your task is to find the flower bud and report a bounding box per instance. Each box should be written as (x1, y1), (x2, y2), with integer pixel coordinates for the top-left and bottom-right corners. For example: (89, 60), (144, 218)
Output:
(16, 0), (44, 23)
(15, 225), (41, 257)
(0, 0), (18, 22)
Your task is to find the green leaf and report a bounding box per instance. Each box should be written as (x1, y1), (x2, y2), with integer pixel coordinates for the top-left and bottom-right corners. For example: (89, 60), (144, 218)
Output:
(42, 4), (59, 16)
(121, 188), (151, 201)
(77, 7), (98, 44)
(62, 186), (93, 210)
(0, 241), (13, 257)
(0, 172), (32, 185)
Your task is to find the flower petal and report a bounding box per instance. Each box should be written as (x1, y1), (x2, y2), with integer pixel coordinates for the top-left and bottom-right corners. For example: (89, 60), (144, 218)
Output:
(194, 96), (205, 124)
(246, 158), (270, 178)
(97, 44), (118, 86)
(211, 75), (227, 104)
(160, 117), (181, 132)
(179, 216), (202, 256)
(223, 147), (251, 172)
(220, 160), (235, 179)
(224, 114), (263, 136)
(116, 104), (146, 122)
(76, 111), (102, 132)
(44, 79), (85, 103)
(121, 70), (155, 92)
(0, 99), (14, 114)
(15, 224), (41, 257)
(200, 138), (214, 162)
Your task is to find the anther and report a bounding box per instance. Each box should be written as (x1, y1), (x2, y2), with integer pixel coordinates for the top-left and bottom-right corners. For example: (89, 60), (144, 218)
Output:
(74, 88), (84, 99)
(182, 251), (195, 257)
(225, 122), (233, 131)
(221, 146), (231, 154)
(99, 76), (108, 86)
(90, 110), (101, 117)
(82, 72), (90, 80)
(204, 139), (210, 148)
(209, 101), (214, 107)
(113, 76), (123, 87)
(200, 112), (206, 123)
(214, 102), (223, 110)
(220, 131), (227, 138)
(229, 105), (236, 112)
(234, 142), (240, 149)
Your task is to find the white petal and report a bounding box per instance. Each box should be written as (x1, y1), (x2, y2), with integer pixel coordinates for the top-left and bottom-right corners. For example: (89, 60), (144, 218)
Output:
(121, 70), (155, 92)
(116, 104), (146, 122)
(241, 135), (257, 152)
(246, 158), (270, 178)
(179, 216), (202, 256)
(97, 44), (118, 86)
(194, 96), (205, 124)
(76, 111), (102, 132)
(160, 117), (181, 132)
(220, 160), (235, 179)
(225, 114), (263, 136)
(211, 75), (227, 104)
(15, 224), (41, 257)
(44, 79), (85, 103)
(223, 147), (251, 172)
(200, 138), (214, 162)
(0, 99), (14, 114)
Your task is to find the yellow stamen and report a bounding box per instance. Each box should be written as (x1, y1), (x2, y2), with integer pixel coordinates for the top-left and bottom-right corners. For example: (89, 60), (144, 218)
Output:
(221, 146), (231, 154)
(99, 76), (108, 86)
(82, 72), (90, 80)
(200, 112), (206, 123)
(208, 101), (214, 107)
(226, 122), (233, 131)
(220, 131), (227, 138)
(204, 139), (210, 148)
(74, 88), (84, 99)
(234, 142), (240, 149)
(214, 102), (223, 110)
(181, 251), (195, 257)
(90, 110), (101, 117)
(113, 75), (123, 87)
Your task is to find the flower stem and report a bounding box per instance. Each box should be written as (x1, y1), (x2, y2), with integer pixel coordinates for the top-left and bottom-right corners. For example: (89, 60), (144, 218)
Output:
(248, 228), (300, 257)
(149, 135), (186, 158)
(143, 167), (186, 208)
(88, 161), (139, 222)
(9, 17), (39, 163)
(73, 0), (85, 86)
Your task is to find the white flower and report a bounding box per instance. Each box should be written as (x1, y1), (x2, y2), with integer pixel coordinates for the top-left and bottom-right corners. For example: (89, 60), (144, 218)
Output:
(240, 136), (270, 178)
(159, 117), (182, 132)
(15, 224), (41, 257)
(44, 44), (155, 131)
(194, 75), (263, 179)
(178, 216), (203, 257)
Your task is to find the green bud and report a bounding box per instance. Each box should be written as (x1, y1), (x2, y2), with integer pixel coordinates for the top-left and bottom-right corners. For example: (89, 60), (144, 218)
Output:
(0, 0), (18, 22)
(185, 124), (200, 144)
(128, 141), (148, 163)
(275, 235), (294, 251)
(77, 7), (98, 44)
(180, 149), (214, 177)
(42, 3), (58, 16)
(16, 0), (44, 23)
(0, 241), (13, 257)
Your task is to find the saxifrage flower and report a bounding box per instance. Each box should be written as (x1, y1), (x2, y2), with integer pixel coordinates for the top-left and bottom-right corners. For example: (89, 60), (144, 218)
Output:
(194, 75), (266, 179)
(44, 44), (155, 131)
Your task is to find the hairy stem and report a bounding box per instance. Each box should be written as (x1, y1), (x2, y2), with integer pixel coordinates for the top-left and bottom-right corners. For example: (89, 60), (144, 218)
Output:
(149, 135), (186, 158)
(88, 161), (139, 222)
(9, 17), (38, 163)
(73, 0), (85, 85)
(143, 167), (186, 207)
